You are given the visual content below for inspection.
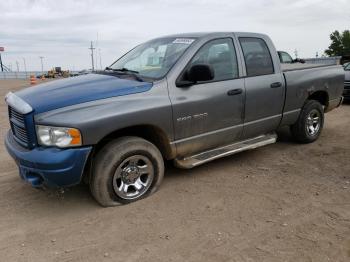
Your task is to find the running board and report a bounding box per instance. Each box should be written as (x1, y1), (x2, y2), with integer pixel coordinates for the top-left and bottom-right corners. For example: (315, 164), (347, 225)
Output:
(174, 133), (277, 169)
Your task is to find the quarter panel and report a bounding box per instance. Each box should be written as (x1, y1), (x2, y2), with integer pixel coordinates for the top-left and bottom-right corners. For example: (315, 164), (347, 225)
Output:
(283, 66), (344, 111)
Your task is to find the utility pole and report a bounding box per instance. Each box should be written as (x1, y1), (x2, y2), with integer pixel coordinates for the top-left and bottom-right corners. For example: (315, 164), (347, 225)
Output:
(0, 53), (3, 72)
(0, 47), (4, 72)
(15, 60), (19, 79)
(89, 41), (95, 71)
(39, 56), (44, 74)
(22, 57), (27, 78)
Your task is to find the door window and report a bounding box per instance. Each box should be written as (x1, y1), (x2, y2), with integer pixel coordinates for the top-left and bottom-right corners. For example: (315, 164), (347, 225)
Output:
(239, 37), (274, 77)
(187, 38), (239, 82)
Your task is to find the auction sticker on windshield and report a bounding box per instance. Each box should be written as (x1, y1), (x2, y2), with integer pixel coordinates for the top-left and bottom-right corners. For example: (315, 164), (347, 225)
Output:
(173, 38), (195, 44)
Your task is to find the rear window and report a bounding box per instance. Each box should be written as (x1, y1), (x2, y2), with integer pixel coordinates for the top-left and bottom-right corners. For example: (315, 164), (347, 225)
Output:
(239, 37), (274, 77)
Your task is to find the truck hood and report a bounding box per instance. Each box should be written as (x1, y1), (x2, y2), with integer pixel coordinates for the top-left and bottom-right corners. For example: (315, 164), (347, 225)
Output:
(15, 73), (153, 114)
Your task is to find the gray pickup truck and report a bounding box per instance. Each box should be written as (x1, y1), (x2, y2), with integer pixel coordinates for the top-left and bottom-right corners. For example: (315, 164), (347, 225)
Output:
(5, 32), (344, 206)
(343, 62), (350, 101)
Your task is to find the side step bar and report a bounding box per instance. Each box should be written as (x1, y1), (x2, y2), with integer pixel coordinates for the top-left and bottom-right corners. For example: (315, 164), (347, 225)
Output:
(174, 133), (277, 169)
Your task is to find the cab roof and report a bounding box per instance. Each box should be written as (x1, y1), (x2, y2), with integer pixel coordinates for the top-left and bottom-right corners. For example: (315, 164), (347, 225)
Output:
(158, 32), (268, 39)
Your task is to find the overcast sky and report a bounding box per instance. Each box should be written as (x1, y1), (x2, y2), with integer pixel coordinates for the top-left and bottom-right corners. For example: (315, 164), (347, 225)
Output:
(0, 0), (349, 71)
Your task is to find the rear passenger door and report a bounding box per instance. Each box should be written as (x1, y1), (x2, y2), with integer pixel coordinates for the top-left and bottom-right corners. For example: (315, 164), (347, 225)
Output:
(238, 36), (285, 139)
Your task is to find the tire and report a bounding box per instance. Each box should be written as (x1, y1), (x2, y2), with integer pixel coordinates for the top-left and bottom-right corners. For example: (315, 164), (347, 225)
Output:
(290, 100), (324, 143)
(90, 136), (164, 207)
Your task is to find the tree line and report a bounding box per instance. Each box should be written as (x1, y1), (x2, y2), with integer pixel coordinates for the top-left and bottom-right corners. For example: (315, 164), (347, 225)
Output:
(325, 30), (350, 57)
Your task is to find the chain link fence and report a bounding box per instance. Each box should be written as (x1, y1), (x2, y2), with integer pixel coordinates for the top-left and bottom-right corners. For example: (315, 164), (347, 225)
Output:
(0, 71), (41, 79)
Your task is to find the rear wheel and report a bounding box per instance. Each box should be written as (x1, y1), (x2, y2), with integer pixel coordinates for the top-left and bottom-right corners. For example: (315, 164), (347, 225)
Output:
(90, 137), (164, 206)
(290, 100), (324, 143)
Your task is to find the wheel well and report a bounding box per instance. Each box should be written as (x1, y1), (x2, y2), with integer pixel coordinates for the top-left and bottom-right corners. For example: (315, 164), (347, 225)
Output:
(308, 91), (329, 107)
(93, 125), (175, 160)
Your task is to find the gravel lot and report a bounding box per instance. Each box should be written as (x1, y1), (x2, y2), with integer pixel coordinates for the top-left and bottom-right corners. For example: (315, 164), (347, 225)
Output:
(0, 79), (349, 262)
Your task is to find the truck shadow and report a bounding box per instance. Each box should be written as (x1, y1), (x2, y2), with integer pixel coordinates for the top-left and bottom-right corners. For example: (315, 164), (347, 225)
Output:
(276, 126), (295, 144)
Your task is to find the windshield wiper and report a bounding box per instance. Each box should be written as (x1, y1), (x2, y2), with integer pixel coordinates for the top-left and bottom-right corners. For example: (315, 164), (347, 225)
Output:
(106, 67), (139, 74)
(105, 67), (143, 81)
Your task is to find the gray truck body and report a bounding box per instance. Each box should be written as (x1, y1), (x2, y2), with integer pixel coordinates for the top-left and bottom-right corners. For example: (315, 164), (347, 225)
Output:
(5, 32), (344, 190)
(36, 32), (344, 158)
(343, 63), (350, 100)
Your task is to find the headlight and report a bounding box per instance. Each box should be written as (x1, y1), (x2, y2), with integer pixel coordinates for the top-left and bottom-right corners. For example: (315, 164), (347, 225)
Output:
(36, 125), (82, 148)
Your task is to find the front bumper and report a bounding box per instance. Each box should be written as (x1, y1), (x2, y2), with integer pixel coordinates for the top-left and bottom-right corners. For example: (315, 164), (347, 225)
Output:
(5, 131), (92, 188)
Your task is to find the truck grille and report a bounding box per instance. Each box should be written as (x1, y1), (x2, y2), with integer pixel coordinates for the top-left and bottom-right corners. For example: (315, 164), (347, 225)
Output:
(9, 106), (30, 147)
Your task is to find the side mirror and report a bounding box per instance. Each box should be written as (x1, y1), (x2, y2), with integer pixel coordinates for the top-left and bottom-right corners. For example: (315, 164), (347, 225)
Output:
(177, 64), (214, 87)
(188, 64), (214, 82)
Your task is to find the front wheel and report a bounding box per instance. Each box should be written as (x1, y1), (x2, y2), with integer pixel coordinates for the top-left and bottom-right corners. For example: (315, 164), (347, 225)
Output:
(90, 137), (164, 206)
(290, 100), (324, 143)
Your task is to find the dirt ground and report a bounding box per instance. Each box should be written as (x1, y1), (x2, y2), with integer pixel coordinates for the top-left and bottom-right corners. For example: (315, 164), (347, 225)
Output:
(0, 79), (349, 262)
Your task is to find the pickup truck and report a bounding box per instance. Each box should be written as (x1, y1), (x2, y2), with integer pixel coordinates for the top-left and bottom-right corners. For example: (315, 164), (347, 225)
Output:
(344, 62), (350, 101)
(5, 32), (344, 206)
(278, 51), (305, 64)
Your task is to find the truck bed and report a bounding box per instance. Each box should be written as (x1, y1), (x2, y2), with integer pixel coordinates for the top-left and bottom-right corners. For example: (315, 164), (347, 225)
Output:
(281, 63), (335, 72)
(281, 63), (344, 125)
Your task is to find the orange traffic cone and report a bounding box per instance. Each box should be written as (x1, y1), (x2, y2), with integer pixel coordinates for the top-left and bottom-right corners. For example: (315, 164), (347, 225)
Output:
(30, 75), (36, 85)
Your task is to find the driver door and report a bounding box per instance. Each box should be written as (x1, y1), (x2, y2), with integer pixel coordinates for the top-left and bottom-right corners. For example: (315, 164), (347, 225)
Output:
(168, 38), (245, 157)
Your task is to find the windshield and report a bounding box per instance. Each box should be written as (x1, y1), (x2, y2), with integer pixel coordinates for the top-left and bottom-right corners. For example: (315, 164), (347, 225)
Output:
(345, 63), (350, 71)
(109, 37), (196, 79)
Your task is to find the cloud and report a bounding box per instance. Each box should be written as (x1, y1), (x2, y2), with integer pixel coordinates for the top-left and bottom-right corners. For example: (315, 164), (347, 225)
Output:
(0, 0), (349, 71)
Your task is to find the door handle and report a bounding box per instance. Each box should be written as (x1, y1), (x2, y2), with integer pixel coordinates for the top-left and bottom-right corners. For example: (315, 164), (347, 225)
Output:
(270, 82), (282, 88)
(227, 88), (243, 96)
